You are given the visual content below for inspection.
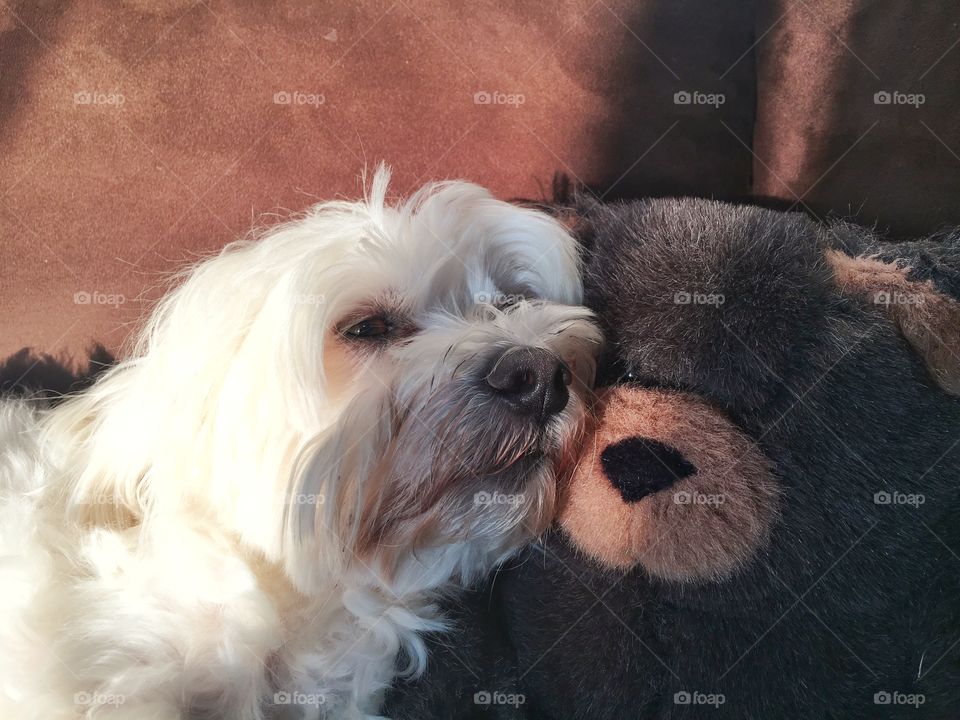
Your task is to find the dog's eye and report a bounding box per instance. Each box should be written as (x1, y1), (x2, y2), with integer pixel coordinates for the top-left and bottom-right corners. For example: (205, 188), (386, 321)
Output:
(343, 316), (392, 339)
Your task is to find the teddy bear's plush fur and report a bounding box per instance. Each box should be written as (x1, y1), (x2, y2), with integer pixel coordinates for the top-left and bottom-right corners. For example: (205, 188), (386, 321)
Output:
(385, 198), (960, 719)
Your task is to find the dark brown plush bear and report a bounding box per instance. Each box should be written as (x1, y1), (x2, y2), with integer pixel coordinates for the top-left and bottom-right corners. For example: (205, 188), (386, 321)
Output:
(385, 198), (960, 719)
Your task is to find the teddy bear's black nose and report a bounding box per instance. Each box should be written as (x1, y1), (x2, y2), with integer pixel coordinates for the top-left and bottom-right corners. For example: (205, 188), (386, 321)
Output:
(600, 437), (697, 503)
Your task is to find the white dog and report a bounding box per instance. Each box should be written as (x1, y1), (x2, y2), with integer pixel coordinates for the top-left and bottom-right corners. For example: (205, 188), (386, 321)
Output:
(0, 167), (600, 720)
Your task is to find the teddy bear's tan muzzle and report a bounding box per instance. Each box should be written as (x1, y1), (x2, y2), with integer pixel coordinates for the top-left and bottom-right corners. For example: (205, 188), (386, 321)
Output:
(559, 385), (780, 583)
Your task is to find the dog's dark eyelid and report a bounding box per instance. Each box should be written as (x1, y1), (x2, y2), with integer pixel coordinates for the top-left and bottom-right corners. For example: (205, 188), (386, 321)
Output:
(342, 316), (392, 339)
(341, 314), (420, 342)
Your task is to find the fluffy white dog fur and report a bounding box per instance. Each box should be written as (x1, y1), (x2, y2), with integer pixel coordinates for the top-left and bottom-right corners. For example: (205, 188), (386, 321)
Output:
(0, 167), (600, 720)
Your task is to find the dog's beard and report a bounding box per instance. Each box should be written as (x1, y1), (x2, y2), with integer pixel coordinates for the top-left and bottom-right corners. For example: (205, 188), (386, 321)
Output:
(357, 380), (570, 570)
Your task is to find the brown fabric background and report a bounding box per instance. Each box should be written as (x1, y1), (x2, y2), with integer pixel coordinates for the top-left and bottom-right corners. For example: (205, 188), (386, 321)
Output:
(2, 0), (959, 361)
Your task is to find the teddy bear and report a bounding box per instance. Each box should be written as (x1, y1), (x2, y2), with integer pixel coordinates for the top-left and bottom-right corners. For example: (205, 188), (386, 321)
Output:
(384, 197), (960, 719)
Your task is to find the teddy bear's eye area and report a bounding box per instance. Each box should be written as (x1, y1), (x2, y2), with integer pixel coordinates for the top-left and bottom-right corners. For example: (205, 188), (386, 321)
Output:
(595, 358), (643, 387)
(618, 370), (662, 389)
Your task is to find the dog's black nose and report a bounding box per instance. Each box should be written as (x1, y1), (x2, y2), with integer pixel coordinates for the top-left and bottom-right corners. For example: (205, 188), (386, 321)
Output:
(486, 347), (571, 419)
(601, 437), (696, 503)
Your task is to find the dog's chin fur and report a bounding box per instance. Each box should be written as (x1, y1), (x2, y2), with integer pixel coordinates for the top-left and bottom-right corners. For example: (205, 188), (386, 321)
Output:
(0, 166), (600, 720)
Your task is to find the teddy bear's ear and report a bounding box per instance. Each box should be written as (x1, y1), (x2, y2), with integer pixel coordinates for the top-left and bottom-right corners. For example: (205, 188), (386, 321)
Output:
(511, 174), (597, 246)
(826, 249), (960, 395)
(552, 206), (588, 238)
(551, 184), (600, 245)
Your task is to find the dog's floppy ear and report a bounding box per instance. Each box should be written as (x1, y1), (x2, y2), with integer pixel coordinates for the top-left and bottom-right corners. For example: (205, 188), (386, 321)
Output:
(827, 249), (960, 395)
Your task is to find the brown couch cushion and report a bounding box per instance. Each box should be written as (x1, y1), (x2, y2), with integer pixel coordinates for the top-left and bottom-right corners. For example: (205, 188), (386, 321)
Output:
(2, 0), (959, 363)
(754, 0), (960, 236)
